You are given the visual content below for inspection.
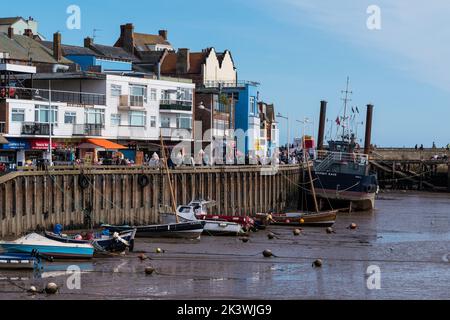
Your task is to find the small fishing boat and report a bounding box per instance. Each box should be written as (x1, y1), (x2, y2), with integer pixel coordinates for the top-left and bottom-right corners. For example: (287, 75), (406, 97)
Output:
(44, 227), (136, 253)
(171, 203), (247, 237)
(256, 210), (337, 227)
(102, 221), (205, 240)
(0, 253), (39, 270)
(0, 233), (94, 260)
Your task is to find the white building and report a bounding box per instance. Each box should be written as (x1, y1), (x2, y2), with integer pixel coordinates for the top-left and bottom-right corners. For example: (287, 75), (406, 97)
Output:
(0, 16), (45, 40)
(1, 67), (194, 165)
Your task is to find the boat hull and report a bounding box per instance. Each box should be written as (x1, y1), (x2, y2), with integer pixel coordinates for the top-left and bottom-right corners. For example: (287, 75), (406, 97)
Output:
(0, 254), (37, 270)
(0, 244), (94, 260)
(103, 222), (205, 240)
(202, 221), (247, 236)
(256, 211), (337, 228)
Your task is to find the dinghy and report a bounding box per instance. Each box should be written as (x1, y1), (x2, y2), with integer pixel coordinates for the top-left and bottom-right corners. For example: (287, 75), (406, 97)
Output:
(0, 253), (39, 270)
(256, 210), (337, 227)
(0, 233), (94, 260)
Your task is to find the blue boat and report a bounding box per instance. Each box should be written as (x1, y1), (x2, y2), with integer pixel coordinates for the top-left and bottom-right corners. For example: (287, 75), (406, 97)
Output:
(0, 233), (94, 260)
(0, 253), (39, 270)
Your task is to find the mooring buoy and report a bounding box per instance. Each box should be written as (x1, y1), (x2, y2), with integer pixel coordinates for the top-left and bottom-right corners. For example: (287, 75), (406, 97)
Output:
(138, 253), (149, 261)
(293, 229), (301, 236)
(45, 283), (58, 294)
(313, 259), (323, 268)
(241, 237), (250, 243)
(349, 223), (357, 230)
(326, 227), (334, 234)
(267, 233), (275, 240)
(145, 266), (155, 275)
(156, 248), (164, 254)
(263, 250), (273, 258)
(28, 286), (38, 294)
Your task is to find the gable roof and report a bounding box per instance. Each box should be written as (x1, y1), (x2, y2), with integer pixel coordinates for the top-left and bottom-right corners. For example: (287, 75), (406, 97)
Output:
(41, 41), (97, 56)
(90, 43), (138, 62)
(0, 17), (23, 26)
(160, 51), (209, 75)
(134, 32), (171, 48)
(0, 33), (72, 64)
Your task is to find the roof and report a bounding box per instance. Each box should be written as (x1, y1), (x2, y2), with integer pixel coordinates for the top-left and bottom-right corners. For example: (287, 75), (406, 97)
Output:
(41, 41), (98, 56)
(0, 33), (73, 64)
(0, 17), (23, 26)
(90, 43), (138, 62)
(134, 32), (171, 48)
(86, 138), (127, 150)
(161, 51), (208, 75)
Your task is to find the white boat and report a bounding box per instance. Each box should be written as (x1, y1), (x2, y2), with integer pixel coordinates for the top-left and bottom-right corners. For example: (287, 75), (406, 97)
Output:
(0, 233), (94, 260)
(165, 201), (246, 237)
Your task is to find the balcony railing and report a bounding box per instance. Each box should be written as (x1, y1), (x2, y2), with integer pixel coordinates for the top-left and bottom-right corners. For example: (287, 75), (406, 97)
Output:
(21, 122), (54, 135)
(160, 127), (192, 140)
(0, 86), (106, 106)
(202, 80), (260, 89)
(160, 100), (193, 112)
(73, 124), (103, 137)
(0, 122), (5, 134)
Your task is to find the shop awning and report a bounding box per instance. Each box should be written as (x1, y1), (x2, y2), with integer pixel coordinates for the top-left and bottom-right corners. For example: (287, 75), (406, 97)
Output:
(0, 136), (9, 144)
(79, 139), (127, 151)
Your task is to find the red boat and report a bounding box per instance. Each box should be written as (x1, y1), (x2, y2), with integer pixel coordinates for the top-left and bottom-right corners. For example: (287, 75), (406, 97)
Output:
(189, 200), (256, 231)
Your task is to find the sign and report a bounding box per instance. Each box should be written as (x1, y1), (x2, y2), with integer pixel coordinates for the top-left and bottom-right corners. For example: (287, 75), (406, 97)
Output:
(30, 139), (57, 150)
(1, 138), (30, 150)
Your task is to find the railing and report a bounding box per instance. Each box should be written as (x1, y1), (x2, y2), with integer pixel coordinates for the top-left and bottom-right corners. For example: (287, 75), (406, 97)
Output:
(73, 124), (103, 136)
(21, 122), (53, 135)
(0, 86), (106, 106)
(202, 80), (260, 89)
(160, 127), (192, 139)
(160, 99), (192, 112)
(0, 121), (5, 134)
(315, 150), (369, 171)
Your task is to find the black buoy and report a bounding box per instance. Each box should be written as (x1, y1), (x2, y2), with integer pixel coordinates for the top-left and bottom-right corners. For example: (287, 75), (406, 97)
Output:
(313, 259), (323, 268)
(349, 223), (357, 230)
(267, 233), (275, 240)
(145, 266), (155, 275)
(241, 237), (250, 243)
(263, 250), (273, 258)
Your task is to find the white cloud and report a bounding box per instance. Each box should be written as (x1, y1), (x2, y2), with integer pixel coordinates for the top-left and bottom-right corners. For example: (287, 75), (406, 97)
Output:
(268, 0), (450, 92)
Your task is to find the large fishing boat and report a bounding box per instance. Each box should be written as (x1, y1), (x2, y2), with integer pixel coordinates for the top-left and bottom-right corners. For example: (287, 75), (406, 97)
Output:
(311, 78), (379, 211)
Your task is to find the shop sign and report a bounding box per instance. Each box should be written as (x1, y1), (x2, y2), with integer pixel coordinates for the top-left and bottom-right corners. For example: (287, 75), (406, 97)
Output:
(1, 138), (30, 150)
(31, 139), (58, 150)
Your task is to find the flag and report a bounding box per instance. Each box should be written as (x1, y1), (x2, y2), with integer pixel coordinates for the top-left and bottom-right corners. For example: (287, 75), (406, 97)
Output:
(356, 107), (360, 114)
(352, 107), (355, 113)
(336, 117), (341, 126)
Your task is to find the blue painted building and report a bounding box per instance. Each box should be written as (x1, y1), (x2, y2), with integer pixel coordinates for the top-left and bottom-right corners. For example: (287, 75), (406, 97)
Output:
(223, 81), (263, 159)
(65, 55), (132, 72)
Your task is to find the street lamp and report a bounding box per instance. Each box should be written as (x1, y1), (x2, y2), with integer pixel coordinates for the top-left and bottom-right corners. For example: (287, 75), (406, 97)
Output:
(276, 112), (290, 150)
(197, 102), (214, 166)
(297, 118), (312, 162)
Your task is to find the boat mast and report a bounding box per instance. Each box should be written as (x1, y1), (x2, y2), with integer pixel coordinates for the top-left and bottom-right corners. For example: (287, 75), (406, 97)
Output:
(341, 77), (352, 141)
(159, 132), (179, 223)
(302, 119), (319, 213)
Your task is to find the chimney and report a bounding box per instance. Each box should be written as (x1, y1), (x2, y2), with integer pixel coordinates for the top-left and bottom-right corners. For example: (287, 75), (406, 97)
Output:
(317, 100), (327, 151)
(8, 27), (14, 39)
(176, 48), (190, 74)
(364, 104), (374, 155)
(120, 23), (135, 54)
(23, 29), (34, 38)
(84, 37), (93, 48)
(53, 32), (62, 62)
(159, 30), (168, 41)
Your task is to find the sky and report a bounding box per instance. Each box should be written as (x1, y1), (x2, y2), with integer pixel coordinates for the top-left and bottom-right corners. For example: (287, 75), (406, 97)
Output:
(3, 0), (450, 147)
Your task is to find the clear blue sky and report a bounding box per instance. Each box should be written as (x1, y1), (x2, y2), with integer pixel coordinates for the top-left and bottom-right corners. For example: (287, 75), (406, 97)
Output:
(4, 0), (450, 147)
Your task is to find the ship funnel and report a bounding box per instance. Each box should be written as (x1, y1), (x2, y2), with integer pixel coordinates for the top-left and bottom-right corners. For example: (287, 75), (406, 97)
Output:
(317, 100), (327, 151)
(364, 104), (374, 155)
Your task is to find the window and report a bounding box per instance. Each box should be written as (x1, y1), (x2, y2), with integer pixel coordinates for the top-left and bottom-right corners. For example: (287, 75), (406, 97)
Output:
(111, 114), (121, 126)
(150, 116), (157, 128)
(11, 109), (25, 122)
(177, 115), (192, 129)
(129, 111), (146, 127)
(85, 108), (105, 126)
(249, 97), (256, 115)
(160, 117), (171, 128)
(161, 90), (171, 101)
(177, 88), (193, 102)
(150, 89), (157, 101)
(130, 85), (147, 103)
(64, 112), (76, 124)
(35, 105), (58, 124)
(111, 84), (122, 97)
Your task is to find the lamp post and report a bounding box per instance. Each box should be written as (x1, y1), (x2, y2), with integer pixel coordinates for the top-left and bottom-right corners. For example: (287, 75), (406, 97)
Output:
(48, 80), (53, 166)
(197, 101), (214, 166)
(297, 118), (312, 161)
(276, 112), (290, 150)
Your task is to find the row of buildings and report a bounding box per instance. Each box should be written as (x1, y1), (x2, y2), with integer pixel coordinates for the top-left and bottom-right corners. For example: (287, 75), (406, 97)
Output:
(0, 17), (279, 166)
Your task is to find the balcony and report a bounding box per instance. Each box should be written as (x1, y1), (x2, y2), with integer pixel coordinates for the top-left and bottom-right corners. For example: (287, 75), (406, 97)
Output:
(160, 127), (192, 140)
(73, 124), (103, 137)
(201, 80), (260, 89)
(160, 100), (192, 112)
(1, 86), (106, 106)
(21, 122), (53, 135)
(0, 121), (5, 134)
(119, 95), (145, 110)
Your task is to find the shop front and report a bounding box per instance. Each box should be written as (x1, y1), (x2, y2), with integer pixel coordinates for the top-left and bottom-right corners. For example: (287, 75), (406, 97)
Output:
(78, 138), (127, 165)
(0, 138), (30, 166)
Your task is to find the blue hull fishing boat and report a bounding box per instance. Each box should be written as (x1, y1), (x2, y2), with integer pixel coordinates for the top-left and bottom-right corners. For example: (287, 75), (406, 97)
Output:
(0, 233), (94, 260)
(0, 253), (39, 270)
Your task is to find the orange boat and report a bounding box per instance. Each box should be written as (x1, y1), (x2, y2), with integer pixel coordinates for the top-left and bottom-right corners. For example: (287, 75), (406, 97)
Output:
(256, 210), (337, 228)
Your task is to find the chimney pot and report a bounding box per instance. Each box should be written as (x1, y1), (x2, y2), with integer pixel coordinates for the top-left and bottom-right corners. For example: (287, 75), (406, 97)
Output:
(53, 32), (62, 62)
(23, 29), (33, 38)
(120, 23), (135, 54)
(84, 37), (93, 48)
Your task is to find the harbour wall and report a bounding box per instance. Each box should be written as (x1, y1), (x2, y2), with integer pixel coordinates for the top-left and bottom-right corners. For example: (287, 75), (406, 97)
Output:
(0, 165), (302, 237)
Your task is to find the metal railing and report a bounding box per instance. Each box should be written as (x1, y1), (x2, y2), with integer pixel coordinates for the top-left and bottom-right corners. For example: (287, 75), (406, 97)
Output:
(160, 99), (193, 112)
(21, 122), (53, 135)
(73, 124), (103, 136)
(0, 86), (106, 106)
(0, 121), (5, 134)
(160, 127), (192, 139)
(315, 150), (369, 171)
(202, 80), (260, 89)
